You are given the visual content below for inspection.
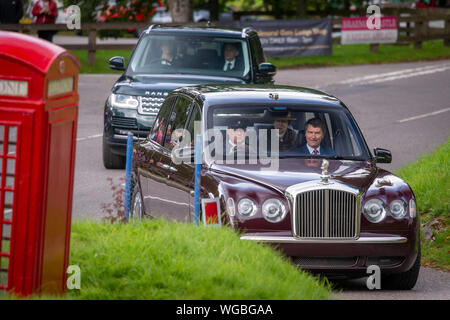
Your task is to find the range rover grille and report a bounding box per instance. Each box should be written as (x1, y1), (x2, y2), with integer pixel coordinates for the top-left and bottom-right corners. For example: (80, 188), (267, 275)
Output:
(139, 97), (164, 115)
(294, 189), (358, 239)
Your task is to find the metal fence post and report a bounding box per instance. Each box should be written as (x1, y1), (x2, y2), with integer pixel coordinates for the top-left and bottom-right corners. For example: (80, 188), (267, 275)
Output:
(124, 132), (133, 219)
(193, 134), (202, 225)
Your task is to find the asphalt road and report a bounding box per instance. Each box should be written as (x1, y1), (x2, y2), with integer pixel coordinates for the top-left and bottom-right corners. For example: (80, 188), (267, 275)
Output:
(72, 60), (450, 300)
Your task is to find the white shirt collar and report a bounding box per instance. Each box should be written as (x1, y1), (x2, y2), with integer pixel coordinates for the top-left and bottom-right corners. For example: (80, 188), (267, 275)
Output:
(307, 144), (320, 154)
(223, 59), (235, 71)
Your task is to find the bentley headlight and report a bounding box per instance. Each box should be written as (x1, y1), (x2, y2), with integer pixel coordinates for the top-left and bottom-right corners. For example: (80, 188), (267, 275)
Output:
(237, 198), (257, 217)
(262, 199), (286, 223)
(110, 94), (139, 109)
(390, 199), (406, 219)
(363, 198), (386, 223)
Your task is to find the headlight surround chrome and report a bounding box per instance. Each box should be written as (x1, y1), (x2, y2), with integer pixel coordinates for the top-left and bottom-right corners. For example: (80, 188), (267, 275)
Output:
(390, 199), (407, 220)
(363, 198), (386, 223)
(110, 93), (139, 109)
(226, 198), (235, 217)
(262, 198), (286, 223)
(237, 198), (257, 217)
(409, 198), (417, 218)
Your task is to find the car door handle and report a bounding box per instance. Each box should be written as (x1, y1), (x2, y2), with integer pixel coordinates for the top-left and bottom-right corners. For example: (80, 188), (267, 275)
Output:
(159, 163), (178, 173)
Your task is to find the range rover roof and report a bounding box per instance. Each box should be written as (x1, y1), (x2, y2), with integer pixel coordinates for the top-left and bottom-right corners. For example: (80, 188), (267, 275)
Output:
(143, 24), (257, 38)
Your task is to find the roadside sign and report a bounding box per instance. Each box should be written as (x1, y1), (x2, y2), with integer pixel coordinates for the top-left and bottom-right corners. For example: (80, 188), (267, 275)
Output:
(341, 16), (398, 44)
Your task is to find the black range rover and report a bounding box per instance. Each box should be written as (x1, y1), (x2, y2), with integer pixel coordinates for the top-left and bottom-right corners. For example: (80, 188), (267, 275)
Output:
(103, 25), (277, 168)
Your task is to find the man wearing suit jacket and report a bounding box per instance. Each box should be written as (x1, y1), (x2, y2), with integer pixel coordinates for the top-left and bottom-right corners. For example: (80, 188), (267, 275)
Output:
(297, 118), (337, 156)
(221, 43), (243, 72)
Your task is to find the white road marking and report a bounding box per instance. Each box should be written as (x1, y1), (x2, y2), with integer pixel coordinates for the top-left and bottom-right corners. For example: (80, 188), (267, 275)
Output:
(76, 133), (103, 142)
(397, 107), (450, 123)
(339, 63), (450, 86)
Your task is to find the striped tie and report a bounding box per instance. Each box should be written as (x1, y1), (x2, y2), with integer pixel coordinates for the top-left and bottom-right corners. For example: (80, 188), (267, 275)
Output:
(313, 149), (318, 155)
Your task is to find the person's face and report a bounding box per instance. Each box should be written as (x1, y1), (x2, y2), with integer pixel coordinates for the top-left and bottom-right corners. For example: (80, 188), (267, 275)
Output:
(305, 124), (324, 149)
(274, 119), (289, 136)
(226, 128), (246, 145)
(304, 158), (321, 167)
(161, 43), (174, 60)
(224, 44), (239, 62)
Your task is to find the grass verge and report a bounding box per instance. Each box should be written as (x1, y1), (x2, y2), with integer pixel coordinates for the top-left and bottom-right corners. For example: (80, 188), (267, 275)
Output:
(72, 49), (132, 74)
(67, 219), (333, 299)
(396, 138), (449, 271)
(268, 40), (450, 69)
(70, 40), (450, 74)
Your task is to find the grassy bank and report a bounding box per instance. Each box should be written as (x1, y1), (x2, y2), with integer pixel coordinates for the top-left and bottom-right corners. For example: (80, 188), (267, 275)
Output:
(72, 49), (132, 74)
(268, 40), (450, 69)
(71, 40), (450, 74)
(67, 219), (332, 299)
(396, 139), (450, 271)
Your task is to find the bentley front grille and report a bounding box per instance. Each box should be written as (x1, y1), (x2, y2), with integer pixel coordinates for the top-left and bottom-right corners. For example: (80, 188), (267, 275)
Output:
(294, 189), (358, 239)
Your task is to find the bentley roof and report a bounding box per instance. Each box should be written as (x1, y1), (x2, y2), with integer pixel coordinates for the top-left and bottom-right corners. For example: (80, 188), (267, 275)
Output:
(173, 84), (344, 108)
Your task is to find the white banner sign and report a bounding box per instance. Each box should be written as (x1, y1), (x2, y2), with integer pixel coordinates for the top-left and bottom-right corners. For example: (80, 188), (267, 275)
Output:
(341, 16), (398, 44)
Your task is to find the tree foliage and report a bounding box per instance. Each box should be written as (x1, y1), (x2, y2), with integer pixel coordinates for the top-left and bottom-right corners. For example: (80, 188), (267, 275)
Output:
(61, 0), (370, 24)
(62, 0), (159, 23)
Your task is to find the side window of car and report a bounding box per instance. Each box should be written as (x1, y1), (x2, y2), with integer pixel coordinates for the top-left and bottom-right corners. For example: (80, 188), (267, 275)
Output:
(186, 104), (202, 146)
(149, 96), (176, 145)
(164, 96), (192, 151)
(249, 35), (265, 67)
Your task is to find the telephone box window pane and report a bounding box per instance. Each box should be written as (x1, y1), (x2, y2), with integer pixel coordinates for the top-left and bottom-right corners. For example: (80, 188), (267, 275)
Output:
(7, 126), (17, 156)
(6, 159), (15, 175)
(3, 204), (12, 221)
(0, 257), (9, 288)
(0, 125), (4, 155)
(1, 224), (11, 241)
(0, 224), (10, 252)
(1, 238), (9, 254)
(5, 176), (14, 189)
(4, 191), (13, 208)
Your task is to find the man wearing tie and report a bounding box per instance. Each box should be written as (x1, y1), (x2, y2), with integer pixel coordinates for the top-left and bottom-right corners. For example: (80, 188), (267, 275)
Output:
(222, 43), (242, 72)
(297, 118), (337, 156)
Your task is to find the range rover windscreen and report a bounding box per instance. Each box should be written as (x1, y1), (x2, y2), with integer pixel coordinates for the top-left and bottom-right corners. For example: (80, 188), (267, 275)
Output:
(128, 34), (251, 80)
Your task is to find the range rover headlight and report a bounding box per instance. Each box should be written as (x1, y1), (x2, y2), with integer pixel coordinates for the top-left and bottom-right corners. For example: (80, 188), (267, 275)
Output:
(363, 198), (386, 223)
(262, 199), (286, 223)
(110, 94), (139, 109)
(237, 198), (257, 217)
(390, 199), (406, 219)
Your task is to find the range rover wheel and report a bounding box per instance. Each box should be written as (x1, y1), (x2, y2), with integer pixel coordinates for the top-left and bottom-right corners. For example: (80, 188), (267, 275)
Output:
(130, 178), (143, 220)
(382, 245), (421, 290)
(103, 138), (126, 169)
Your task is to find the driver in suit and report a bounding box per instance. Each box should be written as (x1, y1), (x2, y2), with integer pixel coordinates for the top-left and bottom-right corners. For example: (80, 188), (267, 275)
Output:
(221, 43), (243, 72)
(297, 118), (337, 156)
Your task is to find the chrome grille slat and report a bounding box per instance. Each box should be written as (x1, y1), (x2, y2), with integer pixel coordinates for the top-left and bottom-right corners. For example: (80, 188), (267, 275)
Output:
(138, 96), (164, 115)
(295, 189), (358, 239)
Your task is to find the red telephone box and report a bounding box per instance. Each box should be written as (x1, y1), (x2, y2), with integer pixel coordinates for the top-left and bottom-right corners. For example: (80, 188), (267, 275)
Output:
(0, 31), (80, 296)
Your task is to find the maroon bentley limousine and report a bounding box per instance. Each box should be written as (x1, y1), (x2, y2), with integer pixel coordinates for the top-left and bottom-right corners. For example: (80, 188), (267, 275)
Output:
(130, 84), (420, 289)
